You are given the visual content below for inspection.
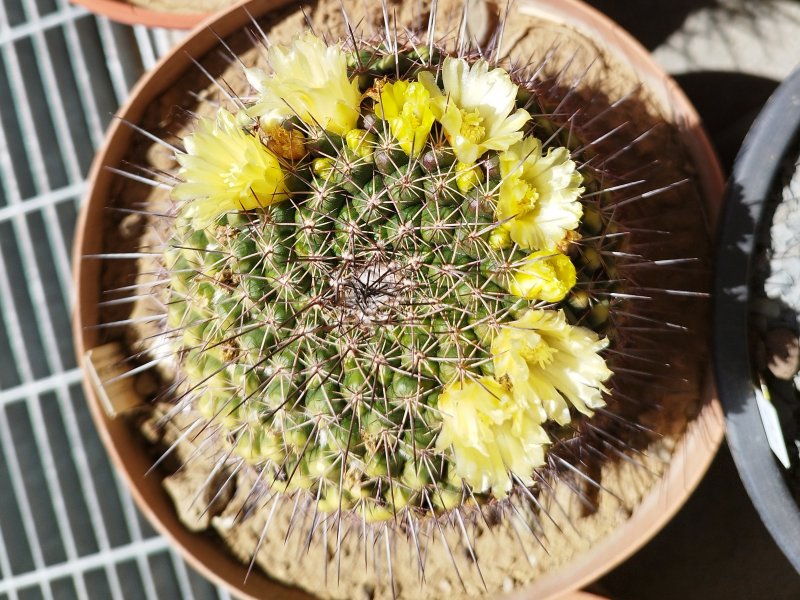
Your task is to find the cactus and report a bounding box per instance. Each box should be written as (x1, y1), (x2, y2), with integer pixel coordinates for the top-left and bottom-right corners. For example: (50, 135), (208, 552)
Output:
(159, 31), (620, 523)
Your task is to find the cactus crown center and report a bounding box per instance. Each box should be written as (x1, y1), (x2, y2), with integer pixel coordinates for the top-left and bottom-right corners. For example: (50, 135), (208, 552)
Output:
(331, 258), (410, 325)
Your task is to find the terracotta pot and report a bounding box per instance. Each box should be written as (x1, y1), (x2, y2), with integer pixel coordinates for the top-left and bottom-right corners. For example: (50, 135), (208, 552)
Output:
(70, 0), (209, 29)
(73, 0), (725, 598)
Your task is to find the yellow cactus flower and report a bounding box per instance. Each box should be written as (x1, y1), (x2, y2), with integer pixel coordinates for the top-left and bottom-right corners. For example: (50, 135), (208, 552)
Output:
(497, 136), (584, 251)
(245, 33), (361, 135)
(173, 108), (287, 225)
(434, 377), (549, 497)
(373, 80), (435, 156)
(419, 57), (530, 165)
(507, 250), (577, 302)
(491, 309), (612, 424)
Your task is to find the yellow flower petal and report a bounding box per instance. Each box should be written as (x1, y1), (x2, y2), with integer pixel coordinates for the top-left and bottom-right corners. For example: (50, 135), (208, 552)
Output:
(435, 377), (549, 497)
(246, 33), (361, 135)
(491, 309), (612, 423)
(497, 136), (584, 251)
(173, 108), (287, 226)
(422, 58), (530, 165)
(374, 79), (435, 156)
(507, 250), (576, 302)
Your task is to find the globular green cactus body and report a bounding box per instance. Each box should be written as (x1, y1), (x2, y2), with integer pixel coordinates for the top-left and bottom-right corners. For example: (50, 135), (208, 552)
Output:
(163, 38), (620, 522)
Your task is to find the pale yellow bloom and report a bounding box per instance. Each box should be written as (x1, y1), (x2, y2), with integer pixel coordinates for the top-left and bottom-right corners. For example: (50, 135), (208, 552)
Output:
(419, 57), (530, 165)
(435, 377), (549, 497)
(492, 309), (612, 424)
(497, 137), (584, 251)
(245, 33), (361, 135)
(507, 250), (576, 302)
(374, 80), (435, 156)
(173, 108), (287, 225)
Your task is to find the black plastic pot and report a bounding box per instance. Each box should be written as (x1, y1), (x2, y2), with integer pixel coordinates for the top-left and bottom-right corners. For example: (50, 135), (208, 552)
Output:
(714, 66), (800, 574)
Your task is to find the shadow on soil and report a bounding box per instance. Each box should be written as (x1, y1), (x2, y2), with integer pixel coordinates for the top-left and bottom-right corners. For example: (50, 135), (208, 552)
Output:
(579, 5), (799, 597)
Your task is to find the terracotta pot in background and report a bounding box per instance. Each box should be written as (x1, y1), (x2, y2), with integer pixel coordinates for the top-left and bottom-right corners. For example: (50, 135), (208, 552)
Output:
(73, 0), (725, 598)
(70, 0), (209, 29)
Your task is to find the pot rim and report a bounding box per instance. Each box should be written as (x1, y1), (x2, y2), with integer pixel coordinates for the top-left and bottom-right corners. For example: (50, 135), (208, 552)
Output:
(70, 0), (209, 29)
(713, 66), (800, 575)
(73, 0), (725, 598)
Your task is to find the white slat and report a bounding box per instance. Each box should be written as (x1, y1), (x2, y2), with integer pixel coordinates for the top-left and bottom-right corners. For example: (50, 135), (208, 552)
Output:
(0, 1), (221, 597)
